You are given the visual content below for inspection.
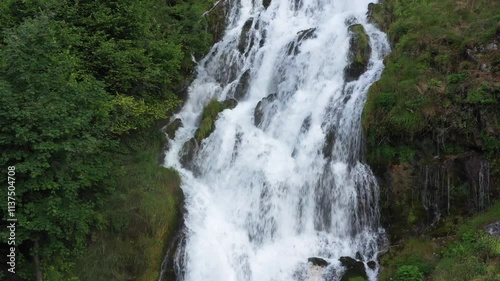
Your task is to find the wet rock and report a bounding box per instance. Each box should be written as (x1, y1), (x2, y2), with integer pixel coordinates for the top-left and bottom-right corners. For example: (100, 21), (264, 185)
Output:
(164, 118), (183, 139)
(307, 257), (330, 267)
(367, 261), (377, 270)
(344, 24), (371, 82)
(254, 93), (278, 126)
(355, 252), (363, 261)
(234, 70), (251, 100)
(339, 256), (367, 281)
(297, 28), (316, 41)
(180, 138), (199, 169)
(238, 18), (254, 53)
(485, 221), (500, 238)
(263, 0), (271, 9)
(287, 28), (317, 55)
(223, 98), (238, 109)
(322, 128), (336, 160)
(345, 16), (358, 26)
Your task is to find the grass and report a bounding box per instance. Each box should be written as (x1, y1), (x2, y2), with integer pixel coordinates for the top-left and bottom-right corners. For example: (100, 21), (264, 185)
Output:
(74, 128), (182, 281)
(380, 202), (500, 281)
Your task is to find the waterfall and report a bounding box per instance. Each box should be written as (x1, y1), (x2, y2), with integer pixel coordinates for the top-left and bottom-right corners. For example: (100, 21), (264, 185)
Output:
(163, 0), (390, 280)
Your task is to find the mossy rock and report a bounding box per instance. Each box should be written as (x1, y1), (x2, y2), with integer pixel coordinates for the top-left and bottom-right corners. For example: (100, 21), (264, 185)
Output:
(345, 24), (371, 82)
(194, 99), (226, 142)
(164, 118), (183, 139)
(367, 2), (390, 31)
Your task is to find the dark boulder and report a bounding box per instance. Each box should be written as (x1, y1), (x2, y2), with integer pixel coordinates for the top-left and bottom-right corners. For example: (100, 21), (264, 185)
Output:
(339, 256), (367, 281)
(367, 261), (377, 270)
(307, 257), (330, 267)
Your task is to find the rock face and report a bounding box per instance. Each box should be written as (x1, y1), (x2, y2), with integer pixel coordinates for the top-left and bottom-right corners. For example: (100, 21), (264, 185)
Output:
(339, 256), (367, 281)
(344, 24), (371, 82)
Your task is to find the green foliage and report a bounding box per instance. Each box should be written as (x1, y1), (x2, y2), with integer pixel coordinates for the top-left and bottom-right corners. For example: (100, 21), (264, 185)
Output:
(446, 73), (469, 84)
(75, 131), (182, 281)
(394, 265), (423, 281)
(0, 17), (114, 275)
(0, 0), (215, 279)
(374, 92), (397, 109)
(380, 202), (500, 281)
(464, 86), (496, 105)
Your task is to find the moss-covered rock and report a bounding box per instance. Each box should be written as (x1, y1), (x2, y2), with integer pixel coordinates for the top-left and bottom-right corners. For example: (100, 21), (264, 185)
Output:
(164, 118), (183, 139)
(195, 99), (227, 141)
(345, 24), (371, 82)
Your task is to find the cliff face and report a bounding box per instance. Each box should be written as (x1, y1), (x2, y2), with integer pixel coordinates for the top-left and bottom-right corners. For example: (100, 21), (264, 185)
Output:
(362, 0), (500, 239)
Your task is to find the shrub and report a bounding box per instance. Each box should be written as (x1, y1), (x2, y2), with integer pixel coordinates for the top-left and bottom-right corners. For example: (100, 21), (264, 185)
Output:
(394, 265), (424, 281)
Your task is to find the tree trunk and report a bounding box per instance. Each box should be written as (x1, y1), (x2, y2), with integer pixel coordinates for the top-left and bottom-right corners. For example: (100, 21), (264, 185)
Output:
(33, 240), (43, 281)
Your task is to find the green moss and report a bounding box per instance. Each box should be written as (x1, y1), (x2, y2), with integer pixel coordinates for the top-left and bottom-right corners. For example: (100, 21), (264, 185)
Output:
(345, 24), (371, 81)
(194, 99), (227, 142)
(75, 129), (182, 281)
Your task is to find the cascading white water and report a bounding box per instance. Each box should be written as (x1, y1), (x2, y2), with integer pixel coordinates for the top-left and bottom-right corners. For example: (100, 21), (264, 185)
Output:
(163, 0), (390, 280)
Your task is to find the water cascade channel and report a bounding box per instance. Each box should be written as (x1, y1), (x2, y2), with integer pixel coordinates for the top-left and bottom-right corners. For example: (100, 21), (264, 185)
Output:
(163, 0), (391, 280)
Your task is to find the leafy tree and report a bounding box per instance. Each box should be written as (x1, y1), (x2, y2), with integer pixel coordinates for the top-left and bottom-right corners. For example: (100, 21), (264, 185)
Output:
(0, 16), (114, 277)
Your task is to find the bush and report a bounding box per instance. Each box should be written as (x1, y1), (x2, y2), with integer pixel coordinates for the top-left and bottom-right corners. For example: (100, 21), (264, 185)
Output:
(394, 265), (424, 281)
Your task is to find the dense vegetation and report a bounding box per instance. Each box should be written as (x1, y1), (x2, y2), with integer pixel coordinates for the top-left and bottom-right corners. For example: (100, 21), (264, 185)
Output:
(363, 0), (499, 280)
(363, 0), (499, 235)
(380, 203), (500, 281)
(0, 0), (215, 280)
